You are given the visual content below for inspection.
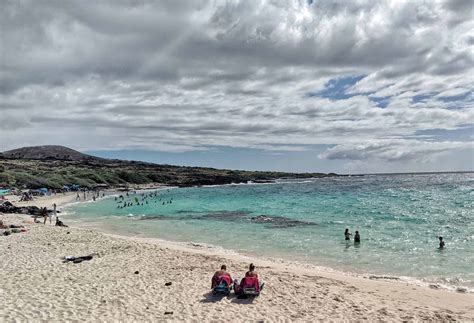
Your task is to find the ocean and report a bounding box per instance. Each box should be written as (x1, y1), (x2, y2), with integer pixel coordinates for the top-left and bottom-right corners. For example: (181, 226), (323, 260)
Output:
(65, 172), (474, 291)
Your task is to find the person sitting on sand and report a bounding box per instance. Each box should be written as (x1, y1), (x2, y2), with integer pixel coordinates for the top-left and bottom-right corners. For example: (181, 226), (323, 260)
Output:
(211, 265), (232, 289)
(439, 237), (445, 249)
(55, 217), (68, 227)
(234, 263), (264, 296)
(354, 231), (361, 243)
(344, 228), (351, 241)
(245, 263), (258, 278)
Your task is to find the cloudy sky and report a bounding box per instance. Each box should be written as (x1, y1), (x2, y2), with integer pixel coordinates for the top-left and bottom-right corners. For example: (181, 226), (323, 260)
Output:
(1, 0), (473, 173)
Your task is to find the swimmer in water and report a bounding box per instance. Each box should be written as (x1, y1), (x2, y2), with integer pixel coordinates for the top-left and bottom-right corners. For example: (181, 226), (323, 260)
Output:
(354, 231), (360, 243)
(439, 236), (445, 249)
(344, 228), (351, 241)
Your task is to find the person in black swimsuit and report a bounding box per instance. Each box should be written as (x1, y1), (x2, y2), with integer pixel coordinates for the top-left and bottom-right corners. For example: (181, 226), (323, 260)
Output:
(344, 228), (351, 241)
(354, 231), (360, 243)
(439, 237), (445, 249)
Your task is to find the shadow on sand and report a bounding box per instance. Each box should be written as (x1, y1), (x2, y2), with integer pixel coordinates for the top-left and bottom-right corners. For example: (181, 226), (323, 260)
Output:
(200, 291), (231, 303)
(200, 291), (258, 304)
(230, 294), (257, 304)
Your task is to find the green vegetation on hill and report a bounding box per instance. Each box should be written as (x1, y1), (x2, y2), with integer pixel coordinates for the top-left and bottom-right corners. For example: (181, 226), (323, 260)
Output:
(0, 158), (336, 189)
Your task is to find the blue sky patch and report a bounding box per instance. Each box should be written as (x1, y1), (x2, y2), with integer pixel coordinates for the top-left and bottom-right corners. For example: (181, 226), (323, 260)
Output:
(85, 145), (342, 173)
(370, 96), (390, 108)
(412, 93), (435, 102)
(415, 125), (474, 141)
(306, 75), (365, 100)
(438, 91), (472, 103)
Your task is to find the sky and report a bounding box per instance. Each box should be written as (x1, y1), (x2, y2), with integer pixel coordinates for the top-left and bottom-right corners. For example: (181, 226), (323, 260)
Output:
(1, 0), (473, 174)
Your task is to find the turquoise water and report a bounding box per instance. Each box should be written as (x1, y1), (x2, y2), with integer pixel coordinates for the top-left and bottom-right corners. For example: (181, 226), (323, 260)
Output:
(66, 173), (474, 290)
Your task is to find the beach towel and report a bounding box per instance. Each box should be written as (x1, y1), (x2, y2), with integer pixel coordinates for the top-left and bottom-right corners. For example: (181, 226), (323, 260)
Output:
(212, 274), (232, 289)
(241, 277), (260, 294)
(234, 277), (264, 296)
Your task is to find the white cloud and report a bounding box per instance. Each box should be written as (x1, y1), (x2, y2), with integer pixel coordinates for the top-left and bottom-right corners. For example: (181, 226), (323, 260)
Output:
(319, 140), (473, 162)
(0, 0), (473, 171)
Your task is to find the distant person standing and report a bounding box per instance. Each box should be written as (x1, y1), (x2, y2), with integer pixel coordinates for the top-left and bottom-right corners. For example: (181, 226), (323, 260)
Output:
(344, 228), (351, 241)
(53, 203), (57, 222)
(42, 207), (49, 225)
(439, 237), (445, 249)
(354, 231), (360, 243)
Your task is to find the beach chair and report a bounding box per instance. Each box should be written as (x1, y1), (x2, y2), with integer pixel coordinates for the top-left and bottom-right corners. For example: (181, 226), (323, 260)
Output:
(212, 275), (232, 296)
(235, 276), (264, 297)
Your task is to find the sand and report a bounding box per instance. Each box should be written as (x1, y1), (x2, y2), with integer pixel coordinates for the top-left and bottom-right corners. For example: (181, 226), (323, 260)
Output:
(1, 194), (473, 321)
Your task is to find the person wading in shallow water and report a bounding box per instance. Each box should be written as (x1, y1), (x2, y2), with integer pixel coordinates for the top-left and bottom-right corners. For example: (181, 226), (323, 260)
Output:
(354, 231), (361, 243)
(439, 236), (445, 249)
(344, 228), (352, 241)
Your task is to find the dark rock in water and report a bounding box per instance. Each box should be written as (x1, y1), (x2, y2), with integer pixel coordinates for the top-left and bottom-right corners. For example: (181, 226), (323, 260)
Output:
(250, 215), (317, 228)
(165, 282), (172, 286)
(164, 311), (173, 315)
(200, 211), (249, 221)
(136, 209), (315, 229)
(134, 271), (139, 274)
(137, 215), (167, 221)
(140, 211), (250, 222)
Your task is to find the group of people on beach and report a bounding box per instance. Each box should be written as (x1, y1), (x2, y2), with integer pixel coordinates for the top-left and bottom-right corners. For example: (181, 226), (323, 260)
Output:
(211, 263), (264, 297)
(33, 206), (51, 225)
(19, 192), (34, 201)
(1, 220), (27, 235)
(76, 190), (105, 201)
(32, 203), (67, 227)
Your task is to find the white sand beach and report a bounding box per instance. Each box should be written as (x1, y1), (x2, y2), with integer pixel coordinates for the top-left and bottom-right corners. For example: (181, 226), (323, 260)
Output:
(1, 194), (473, 321)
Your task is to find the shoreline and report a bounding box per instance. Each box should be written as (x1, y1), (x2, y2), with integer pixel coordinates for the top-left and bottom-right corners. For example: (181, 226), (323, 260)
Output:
(2, 192), (474, 321)
(62, 191), (473, 295)
(15, 190), (474, 294)
(64, 212), (473, 295)
(103, 230), (473, 294)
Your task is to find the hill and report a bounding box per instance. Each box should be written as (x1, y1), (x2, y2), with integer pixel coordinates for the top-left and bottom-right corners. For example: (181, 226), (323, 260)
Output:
(0, 145), (337, 189)
(2, 145), (102, 161)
